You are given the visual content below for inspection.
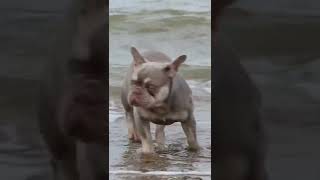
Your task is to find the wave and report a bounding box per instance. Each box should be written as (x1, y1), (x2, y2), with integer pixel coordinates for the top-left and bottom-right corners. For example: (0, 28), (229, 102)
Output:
(109, 9), (210, 34)
(109, 80), (211, 105)
(110, 0), (211, 15)
(109, 170), (211, 176)
(187, 80), (211, 94)
(110, 64), (211, 80)
(110, 9), (210, 16)
(109, 64), (211, 104)
(109, 100), (124, 123)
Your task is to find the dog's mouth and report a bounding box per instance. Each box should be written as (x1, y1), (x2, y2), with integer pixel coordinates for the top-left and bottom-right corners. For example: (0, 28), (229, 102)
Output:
(130, 101), (139, 107)
(129, 96), (168, 114)
(129, 96), (142, 107)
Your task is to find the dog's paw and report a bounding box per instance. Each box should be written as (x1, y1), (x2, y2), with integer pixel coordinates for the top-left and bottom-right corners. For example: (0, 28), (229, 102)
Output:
(136, 147), (155, 155)
(129, 137), (141, 144)
(154, 143), (168, 152)
(186, 145), (201, 152)
(128, 132), (141, 143)
(136, 148), (160, 161)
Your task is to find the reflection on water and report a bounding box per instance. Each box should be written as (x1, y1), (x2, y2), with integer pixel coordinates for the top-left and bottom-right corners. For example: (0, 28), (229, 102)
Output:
(109, 101), (212, 180)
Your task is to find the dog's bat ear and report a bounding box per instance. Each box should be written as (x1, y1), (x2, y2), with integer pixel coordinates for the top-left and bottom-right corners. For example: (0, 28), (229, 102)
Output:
(172, 55), (186, 71)
(163, 55), (186, 77)
(131, 47), (146, 66)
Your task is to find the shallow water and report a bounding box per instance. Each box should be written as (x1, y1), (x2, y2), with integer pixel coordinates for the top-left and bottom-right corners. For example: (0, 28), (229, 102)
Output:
(109, 0), (212, 179)
(109, 101), (211, 180)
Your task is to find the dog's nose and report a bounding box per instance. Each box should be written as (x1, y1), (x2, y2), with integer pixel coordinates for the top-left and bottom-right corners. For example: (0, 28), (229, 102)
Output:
(129, 96), (139, 106)
(132, 87), (143, 95)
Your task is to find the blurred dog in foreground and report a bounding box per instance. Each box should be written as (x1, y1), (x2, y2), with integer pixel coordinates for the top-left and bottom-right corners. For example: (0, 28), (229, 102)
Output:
(38, 0), (107, 179)
(213, 0), (268, 180)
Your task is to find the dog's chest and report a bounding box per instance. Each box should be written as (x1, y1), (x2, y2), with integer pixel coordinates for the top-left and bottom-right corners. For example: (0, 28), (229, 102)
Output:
(137, 108), (188, 125)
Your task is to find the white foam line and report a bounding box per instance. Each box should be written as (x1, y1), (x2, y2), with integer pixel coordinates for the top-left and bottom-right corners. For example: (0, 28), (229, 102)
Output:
(109, 170), (211, 176)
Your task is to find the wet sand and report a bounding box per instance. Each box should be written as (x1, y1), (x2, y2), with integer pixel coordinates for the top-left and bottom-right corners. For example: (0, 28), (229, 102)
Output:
(109, 97), (212, 180)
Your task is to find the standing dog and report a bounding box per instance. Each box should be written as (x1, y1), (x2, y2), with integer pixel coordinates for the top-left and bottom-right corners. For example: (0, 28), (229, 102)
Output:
(121, 47), (200, 154)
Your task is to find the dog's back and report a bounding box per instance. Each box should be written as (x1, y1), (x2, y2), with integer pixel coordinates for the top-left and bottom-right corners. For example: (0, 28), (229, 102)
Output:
(141, 51), (172, 63)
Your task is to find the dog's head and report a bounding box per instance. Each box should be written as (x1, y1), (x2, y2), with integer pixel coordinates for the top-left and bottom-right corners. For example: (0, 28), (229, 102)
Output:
(127, 47), (186, 109)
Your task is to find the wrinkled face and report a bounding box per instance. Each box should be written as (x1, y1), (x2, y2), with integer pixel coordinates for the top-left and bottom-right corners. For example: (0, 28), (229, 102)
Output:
(127, 47), (187, 109)
(128, 62), (171, 108)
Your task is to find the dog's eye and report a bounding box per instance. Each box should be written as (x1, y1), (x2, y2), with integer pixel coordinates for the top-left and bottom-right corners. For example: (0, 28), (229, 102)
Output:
(131, 80), (142, 85)
(145, 84), (157, 96)
(146, 84), (156, 91)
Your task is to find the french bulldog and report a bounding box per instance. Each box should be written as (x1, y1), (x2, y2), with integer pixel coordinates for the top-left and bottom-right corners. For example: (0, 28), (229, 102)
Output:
(38, 1), (107, 179)
(121, 47), (200, 154)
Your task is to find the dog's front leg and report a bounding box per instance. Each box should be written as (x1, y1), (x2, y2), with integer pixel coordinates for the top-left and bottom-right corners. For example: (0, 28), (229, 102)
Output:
(126, 111), (141, 142)
(155, 125), (166, 148)
(133, 108), (154, 154)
